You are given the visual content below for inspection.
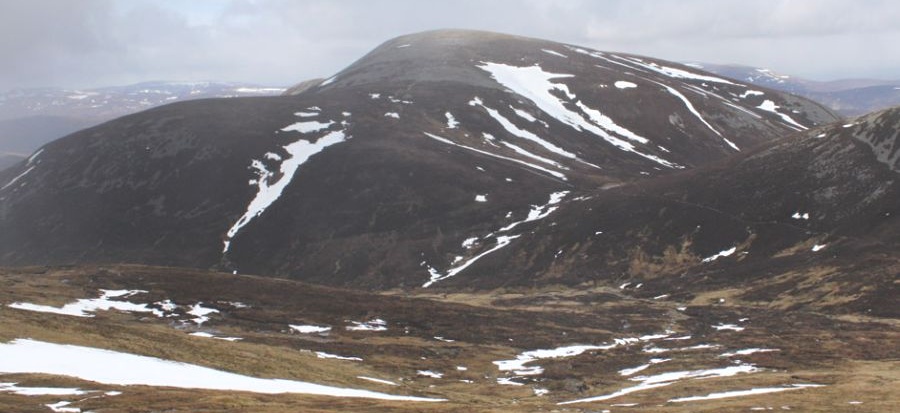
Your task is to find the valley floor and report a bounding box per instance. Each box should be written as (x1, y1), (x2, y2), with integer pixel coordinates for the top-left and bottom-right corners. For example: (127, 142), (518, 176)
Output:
(0, 265), (896, 412)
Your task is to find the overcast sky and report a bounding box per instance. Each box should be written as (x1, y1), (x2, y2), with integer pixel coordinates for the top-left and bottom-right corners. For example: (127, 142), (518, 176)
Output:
(2, 0), (898, 91)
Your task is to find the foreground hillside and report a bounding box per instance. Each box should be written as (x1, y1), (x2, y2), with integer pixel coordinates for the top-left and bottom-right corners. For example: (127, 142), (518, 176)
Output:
(0, 264), (896, 412)
(0, 30), (837, 288)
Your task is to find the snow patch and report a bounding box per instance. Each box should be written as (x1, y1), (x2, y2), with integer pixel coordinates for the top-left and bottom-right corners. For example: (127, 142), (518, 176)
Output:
(702, 247), (737, 263)
(223, 128), (349, 253)
(0, 339), (441, 402)
(358, 376), (398, 386)
(290, 325), (332, 334)
(614, 81), (637, 89)
(1, 166), (35, 191)
(424, 132), (567, 181)
(347, 319), (387, 332)
(417, 370), (443, 379)
(757, 100), (808, 130)
(476, 63), (679, 168)
(741, 90), (764, 98)
(281, 120), (333, 134)
(669, 384), (824, 402)
(0, 382), (88, 396)
(713, 323), (745, 332)
(541, 49), (568, 58)
(316, 352), (363, 361)
(444, 112), (458, 129)
(8, 289), (161, 318)
(559, 365), (758, 405)
(187, 303), (218, 325)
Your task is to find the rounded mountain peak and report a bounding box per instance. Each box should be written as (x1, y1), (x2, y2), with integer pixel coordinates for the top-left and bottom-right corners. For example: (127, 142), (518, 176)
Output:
(315, 29), (558, 90)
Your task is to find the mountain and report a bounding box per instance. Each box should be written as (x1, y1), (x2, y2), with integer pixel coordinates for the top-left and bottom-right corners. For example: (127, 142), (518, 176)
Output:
(0, 82), (286, 170)
(461, 106), (899, 316)
(693, 63), (900, 116)
(0, 29), (896, 412)
(0, 30), (838, 288)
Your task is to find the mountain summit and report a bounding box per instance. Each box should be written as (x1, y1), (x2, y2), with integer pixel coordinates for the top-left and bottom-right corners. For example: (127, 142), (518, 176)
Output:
(0, 30), (841, 288)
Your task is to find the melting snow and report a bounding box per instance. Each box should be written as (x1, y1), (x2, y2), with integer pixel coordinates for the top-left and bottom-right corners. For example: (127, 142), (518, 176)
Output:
(475, 194), (487, 202)
(290, 325), (332, 334)
(358, 376), (398, 386)
(512, 107), (539, 123)
(316, 352), (363, 361)
(423, 132), (567, 181)
(187, 303), (218, 325)
(669, 384), (823, 402)
(1, 166), (36, 191)
(614, 81), (637, 89)
(496, 377), (524, 386)
(424, 191), (568, 288)
(811, 244), (827, 252)
(720, 348), (778, 357)
(347, 319), (387, 331)
(541, 49), (568, 58)
(499, 191), (568, 232)
(417, 370), (443, 378)
(0, 382), (87, 396)
(223, 128), (349, 253)
(369, 93), (380, 99)
(559, 364), (758, 405)
(8, 289), (161, 318)
(281, 120), (334, 134)
(652, 80), (739, 150)
(470, 98), (585, 162)
(791, 212), (810, 220)
(619, 358), (671, 376)
(445, 112), (458, 129)
(713, 323), (745, 332)
(741, 90), (765, 98)
(534, 387), (549, 396)
(423, 235), (520, 288)
(28, 148), (44, 164)
(757, 100), (808, 130)
(617, 57), (738, 85)
(0, 339), (441, 401)
(46, 401), (80, 412)
(499, 140), (566, 169)
(476, 63), (679, 168)
(189, 332), (242, 341)
(294, 111), (318, 117)
(702, 247), (737, 263)
(495, 333), (671, 377)
(384, 112), (400, 119)
(461, 237), (478, 249)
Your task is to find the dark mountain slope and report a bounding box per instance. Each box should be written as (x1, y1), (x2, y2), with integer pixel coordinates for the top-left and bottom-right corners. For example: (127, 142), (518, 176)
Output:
(0, 30), (838, 288)
(451, 106), (900, 315)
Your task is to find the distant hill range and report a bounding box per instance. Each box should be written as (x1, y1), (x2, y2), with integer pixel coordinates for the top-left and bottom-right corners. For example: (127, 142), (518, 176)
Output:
(693, 63), (900, 116)
(0, 82), (285, 170)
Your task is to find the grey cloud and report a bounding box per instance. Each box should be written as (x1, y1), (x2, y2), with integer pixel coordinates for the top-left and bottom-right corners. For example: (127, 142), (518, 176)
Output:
(1, 0), (898, 91)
